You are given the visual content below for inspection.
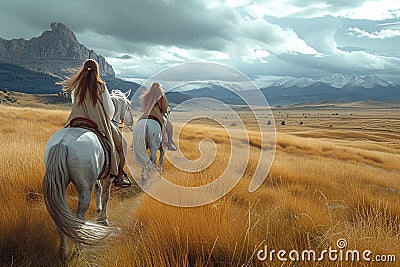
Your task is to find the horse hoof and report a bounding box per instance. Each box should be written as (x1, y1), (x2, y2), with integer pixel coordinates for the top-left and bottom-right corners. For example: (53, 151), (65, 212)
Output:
(96, 219), (110, 226)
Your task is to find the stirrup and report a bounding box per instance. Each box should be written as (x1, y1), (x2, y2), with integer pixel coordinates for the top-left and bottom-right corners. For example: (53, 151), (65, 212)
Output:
(112, 173), (131, 188)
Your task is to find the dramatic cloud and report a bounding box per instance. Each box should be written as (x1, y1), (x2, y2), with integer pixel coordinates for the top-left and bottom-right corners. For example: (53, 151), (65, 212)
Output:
(347, 27), (400, 39)
(0, 0), (400, 83)
(244, 0), (400, 20)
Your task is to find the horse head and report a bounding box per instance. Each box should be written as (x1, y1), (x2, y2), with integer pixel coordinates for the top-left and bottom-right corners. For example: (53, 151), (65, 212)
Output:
(124, 88), (131, 98)
(110, 89), (134, 127)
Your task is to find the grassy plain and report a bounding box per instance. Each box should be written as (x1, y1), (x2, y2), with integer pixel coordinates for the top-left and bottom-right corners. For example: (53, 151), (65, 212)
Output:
(0, 94), (399, 266)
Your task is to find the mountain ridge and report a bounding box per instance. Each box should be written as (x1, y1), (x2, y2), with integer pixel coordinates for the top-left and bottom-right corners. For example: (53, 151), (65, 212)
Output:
(177, 74), (400, 106)
(256, 73), (400, 105)
(0, 22), (143, 95)
(0, 22), (115, 78)
(271, 73), (395, 89)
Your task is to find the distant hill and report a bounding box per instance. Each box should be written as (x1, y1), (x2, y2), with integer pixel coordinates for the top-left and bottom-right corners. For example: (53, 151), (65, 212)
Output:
(103, 77), (140, 93)
(165, 91), (192, 104)
(0, 90), (72, 109)
(0, 61), (140, 94)
(0, 62), (62, 93)
(176, 82), (245, 105)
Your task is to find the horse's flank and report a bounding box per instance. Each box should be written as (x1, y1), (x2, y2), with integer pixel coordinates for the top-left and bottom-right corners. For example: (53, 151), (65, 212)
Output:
(133, 118), (165, 180)
(43, 127), (117, 254)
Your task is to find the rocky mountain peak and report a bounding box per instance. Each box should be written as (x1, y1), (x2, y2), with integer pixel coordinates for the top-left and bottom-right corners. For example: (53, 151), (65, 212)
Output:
(51, 22), (70, 32)
(47, 22), (78, 42)
(0, 22), (115, 78)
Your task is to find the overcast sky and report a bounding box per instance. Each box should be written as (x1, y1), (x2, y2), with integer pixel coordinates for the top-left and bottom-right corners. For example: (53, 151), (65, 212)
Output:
(1, 0), (400, 85)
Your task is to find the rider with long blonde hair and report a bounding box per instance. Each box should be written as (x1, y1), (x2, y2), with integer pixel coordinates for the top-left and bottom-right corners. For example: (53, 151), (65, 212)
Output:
(62, 59), (131, 187)
(140, 82), (176, 151)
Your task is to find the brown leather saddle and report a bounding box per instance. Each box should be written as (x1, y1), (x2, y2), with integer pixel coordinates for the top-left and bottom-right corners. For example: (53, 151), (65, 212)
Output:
(67, 117), (111, 180)
(141, 114), (162, 128)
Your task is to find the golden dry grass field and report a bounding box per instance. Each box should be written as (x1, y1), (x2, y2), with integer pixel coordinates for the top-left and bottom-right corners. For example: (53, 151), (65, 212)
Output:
(0, 94), (399, 266)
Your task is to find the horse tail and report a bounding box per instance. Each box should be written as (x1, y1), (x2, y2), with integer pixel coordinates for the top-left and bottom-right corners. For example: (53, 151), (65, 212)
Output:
(133, 119), (151, 166)
(42, 143), (117, 245)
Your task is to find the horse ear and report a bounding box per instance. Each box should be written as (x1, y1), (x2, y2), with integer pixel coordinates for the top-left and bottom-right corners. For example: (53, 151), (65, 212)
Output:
(125, 89), (131, 98)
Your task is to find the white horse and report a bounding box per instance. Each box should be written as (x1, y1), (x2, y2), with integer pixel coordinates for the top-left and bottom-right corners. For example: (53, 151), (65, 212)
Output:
(133, 118), (165, 180)
(43, 127), (118, 258)
(110, 89), (133, 129)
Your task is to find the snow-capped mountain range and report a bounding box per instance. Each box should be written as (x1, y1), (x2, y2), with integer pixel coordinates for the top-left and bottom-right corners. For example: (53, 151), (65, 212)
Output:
(270, 73), (393, 88)
(178, 74), (399, 106)
(271, 74), (394, 89)
(259, 73), (399, 105)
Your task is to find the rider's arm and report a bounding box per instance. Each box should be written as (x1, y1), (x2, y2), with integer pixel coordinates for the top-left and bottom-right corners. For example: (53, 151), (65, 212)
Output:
(159, 95), (168, 115)
(99, 84), (115, 119)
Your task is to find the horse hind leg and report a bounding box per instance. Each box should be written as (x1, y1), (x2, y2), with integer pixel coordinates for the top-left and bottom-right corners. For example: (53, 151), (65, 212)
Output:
(94, 181), (102, 220)
(98, 177), (112, 226)
(158, 148), (165, 174)
(73, 173), (96, 221)
(76, 189), (91, 221)
(149, 146), (157, 165)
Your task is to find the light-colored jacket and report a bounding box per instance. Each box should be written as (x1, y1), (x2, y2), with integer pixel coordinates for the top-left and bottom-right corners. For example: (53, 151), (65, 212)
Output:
(66, 83), (119, 175)
(140, 93), (168, 126)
